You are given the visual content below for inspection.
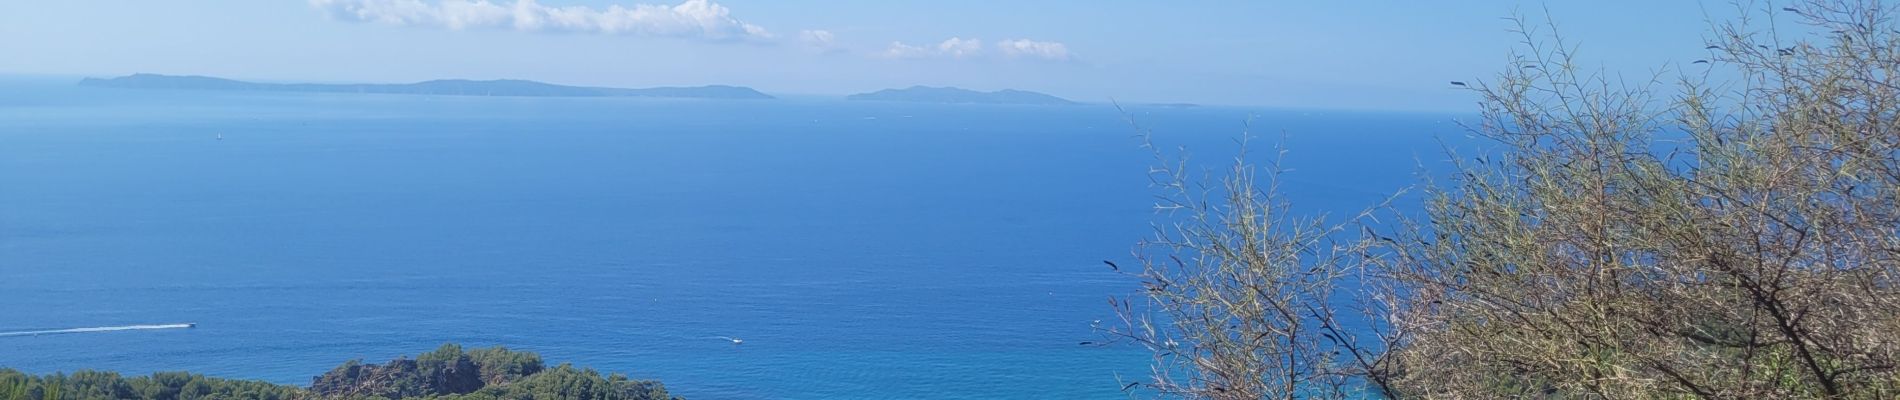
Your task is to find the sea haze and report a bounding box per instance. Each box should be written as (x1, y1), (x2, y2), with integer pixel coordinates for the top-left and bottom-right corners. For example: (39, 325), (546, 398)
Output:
(0, 78), (1458, 399)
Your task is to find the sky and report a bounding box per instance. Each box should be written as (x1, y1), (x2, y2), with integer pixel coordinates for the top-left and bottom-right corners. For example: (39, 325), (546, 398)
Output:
(0, 1), (1755, 111)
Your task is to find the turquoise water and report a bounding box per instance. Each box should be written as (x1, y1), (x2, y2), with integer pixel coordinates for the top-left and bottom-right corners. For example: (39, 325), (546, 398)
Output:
(0, 78), (1457, 399)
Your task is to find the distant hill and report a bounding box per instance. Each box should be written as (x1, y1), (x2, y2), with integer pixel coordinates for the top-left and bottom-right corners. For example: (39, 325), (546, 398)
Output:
(845, 86), (1076, 105)
(79, 73), (774, 100)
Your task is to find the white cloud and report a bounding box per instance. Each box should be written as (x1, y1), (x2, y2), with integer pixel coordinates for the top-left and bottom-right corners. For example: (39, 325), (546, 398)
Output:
(799, 29), (841, 52)
(996, 39), (1071, 61)
(880, 41), (929, 59)
(881, 37), (985, 59)
(878, 37), (1072, 61)
(309, 0), (774, 42)
(936, 37), (982, 58)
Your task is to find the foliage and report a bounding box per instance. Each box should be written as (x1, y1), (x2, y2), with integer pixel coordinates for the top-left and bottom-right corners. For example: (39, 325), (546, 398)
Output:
(0, 344), (673, 400)
(309, 344), (672, 400)
(1101, 120), (1396, 400)
(427, 365), (673, 400)
(1380, 1), (1900, 397)
(0, 369), (304, 400)
(465, 347), (543, 386)
(1112, 0), (1900, 398)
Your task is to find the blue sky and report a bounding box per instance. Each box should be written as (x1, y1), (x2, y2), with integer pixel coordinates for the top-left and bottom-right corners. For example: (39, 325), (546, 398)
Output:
(0, 1), (1745, 111)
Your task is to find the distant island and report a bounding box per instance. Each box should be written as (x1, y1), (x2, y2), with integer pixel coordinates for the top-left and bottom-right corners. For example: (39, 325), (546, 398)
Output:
(846, 86), (1076, 105)
(79, 73), (774, 100)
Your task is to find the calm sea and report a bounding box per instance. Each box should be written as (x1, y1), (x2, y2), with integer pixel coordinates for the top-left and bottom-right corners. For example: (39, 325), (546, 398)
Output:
(0, 77), (1459, 399)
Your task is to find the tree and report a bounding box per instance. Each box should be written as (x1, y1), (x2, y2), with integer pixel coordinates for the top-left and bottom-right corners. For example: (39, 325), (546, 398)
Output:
(1382, 1), (1900, 397)
(1103, 125), (1398, 399)
(0, 344), (670, 400)
(1114, 1), (1900, 398)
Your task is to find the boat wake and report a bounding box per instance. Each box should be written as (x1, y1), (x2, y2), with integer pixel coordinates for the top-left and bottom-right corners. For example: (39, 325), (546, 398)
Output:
(0, 323), (194, 337)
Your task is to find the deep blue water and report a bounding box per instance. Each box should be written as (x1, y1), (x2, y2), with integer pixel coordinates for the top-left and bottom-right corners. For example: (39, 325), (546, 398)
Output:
(0, 78), (1460, 399)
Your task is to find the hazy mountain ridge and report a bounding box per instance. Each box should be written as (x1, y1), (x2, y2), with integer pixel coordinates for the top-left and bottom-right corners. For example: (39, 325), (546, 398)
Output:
(78, 74), (774, 99)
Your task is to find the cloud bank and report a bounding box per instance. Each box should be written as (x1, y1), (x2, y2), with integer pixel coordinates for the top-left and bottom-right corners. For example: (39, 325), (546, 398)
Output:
(310, 1), (1077, 62)
(996, 39), (1070, 61)
(309, 0), (773, 42)
(880, 37), (1071, 61)
(881, 37), (980, 59)
(799, 29), (843, 53)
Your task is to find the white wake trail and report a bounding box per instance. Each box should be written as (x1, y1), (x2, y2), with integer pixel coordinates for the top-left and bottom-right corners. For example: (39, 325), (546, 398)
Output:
(0, 323), (194, 337)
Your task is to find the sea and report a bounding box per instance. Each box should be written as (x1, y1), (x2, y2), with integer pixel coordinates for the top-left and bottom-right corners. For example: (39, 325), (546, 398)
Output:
(0, 76), (1463, 399)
